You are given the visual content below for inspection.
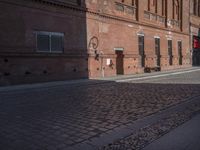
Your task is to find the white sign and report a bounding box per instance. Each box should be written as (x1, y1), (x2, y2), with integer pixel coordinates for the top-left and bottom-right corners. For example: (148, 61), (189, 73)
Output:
(107, 59), (111, 65)
(114, 47), (124, 51)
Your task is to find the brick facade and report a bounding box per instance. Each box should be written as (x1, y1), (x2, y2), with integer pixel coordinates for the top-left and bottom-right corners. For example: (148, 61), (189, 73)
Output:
(0, 0), (195, 85)
(87, 0), (191, 78)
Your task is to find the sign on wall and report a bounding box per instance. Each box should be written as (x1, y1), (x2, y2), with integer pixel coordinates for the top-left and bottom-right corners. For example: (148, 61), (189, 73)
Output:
(193, 36), (200, 49)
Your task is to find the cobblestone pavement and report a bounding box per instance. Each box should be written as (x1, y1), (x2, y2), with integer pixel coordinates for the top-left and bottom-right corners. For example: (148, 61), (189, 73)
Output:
(0, 69), (200, 150)
(100, 100), (200, 150)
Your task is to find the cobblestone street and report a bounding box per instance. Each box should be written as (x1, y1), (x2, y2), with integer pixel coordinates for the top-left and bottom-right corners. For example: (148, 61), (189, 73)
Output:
(0, 68), (200, 150)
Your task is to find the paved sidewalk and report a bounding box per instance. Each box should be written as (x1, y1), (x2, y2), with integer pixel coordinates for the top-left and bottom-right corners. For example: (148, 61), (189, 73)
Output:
(96, 67), (200, 82)
(0, 67), (199, 93)
(143, 114), (200, 150)
(0, 78), (109, 93)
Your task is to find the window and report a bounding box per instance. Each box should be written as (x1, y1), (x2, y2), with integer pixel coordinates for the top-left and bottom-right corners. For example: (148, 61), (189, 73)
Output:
(173, 0), (180, 20)
(138, 35), (145, 67)
(138, 35), (144, 56)
(132, 0), (135, 6)
(178, 41), (182, 65)
(148, 0), (150, 11)
(147, 0), (157, 13)
(36, 31), (64, 53)
(56, 0), (81, 6)
(198, 0), (200, 16)
(168, 40), (173, 65)
(193, 35), (200, 49)
(162, 0), (165, 16)
(155, 38), (161, 66)
(193, 0), (197, 15)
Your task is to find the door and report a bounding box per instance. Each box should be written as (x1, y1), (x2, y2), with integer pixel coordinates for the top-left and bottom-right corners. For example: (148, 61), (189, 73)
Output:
(116, 51), (124, 75)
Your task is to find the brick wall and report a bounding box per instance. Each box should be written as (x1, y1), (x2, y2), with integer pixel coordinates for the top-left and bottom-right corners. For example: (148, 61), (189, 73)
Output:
(87, 0), (191, 78)
(0, 0), (88, 85)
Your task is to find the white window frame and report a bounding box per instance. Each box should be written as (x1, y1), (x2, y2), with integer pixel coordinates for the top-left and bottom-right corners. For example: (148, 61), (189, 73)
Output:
(36, 31), (64, 53)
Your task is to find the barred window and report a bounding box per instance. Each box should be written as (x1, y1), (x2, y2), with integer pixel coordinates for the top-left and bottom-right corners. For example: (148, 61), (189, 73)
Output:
(36, 31), (64, 53)
(56, 0), (81, 5)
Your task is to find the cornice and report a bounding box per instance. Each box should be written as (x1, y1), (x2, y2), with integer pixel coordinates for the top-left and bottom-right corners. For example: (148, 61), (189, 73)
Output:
(0, 0), (87, 13)
(30, 0), (87, 11)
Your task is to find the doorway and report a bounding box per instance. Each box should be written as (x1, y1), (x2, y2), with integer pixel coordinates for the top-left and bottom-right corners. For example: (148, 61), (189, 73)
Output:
(116, 50), (124, 75)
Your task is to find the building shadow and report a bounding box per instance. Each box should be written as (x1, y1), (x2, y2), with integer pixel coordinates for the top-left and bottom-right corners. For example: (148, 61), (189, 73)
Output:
(0, 0), (88, 86)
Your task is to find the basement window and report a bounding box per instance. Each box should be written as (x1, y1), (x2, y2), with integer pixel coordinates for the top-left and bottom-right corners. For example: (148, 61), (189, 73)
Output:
(52, 0), (81, 6)
(36, 31), (64, 53)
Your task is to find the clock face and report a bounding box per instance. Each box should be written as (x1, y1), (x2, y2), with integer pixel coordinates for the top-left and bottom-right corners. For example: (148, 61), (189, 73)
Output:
(89, 36), (99, 49)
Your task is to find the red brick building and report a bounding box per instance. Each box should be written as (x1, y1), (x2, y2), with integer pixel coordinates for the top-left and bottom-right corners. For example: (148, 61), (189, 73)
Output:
(0, 0), (193, 85)
(88, 0), (191, 78)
